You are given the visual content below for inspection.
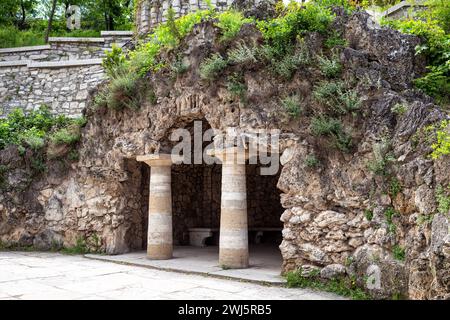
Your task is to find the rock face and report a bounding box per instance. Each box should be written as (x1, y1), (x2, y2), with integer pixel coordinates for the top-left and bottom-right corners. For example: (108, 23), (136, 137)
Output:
(0, 10), (448, 299)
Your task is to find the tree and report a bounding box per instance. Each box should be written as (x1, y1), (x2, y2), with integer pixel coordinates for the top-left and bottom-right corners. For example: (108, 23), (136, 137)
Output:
(0, 0), (37, 29)
(45, 0), (58, 42)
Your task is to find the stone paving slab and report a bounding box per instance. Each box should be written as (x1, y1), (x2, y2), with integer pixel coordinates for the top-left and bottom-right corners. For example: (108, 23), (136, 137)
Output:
(0, 251), (343, 300)
(85, 246), (285, 285)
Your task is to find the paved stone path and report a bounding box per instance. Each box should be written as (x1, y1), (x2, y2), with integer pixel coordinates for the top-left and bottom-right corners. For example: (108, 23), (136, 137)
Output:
(0, 252), (341, 300)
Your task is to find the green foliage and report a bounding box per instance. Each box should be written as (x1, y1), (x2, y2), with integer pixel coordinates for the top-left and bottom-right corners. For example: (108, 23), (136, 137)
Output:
(436, 184), (450, 215)
(228, 41), (259, 65)
(258, 2), (335, 56)
(305, 154), (320, 168)
(0, 25), (44, 48)
(324, 31), (348, 49)
(384, 207), (399, 234)
(216, 11), (253, 42)
(311, 116), (352, 152)
(106, 73), (140, 109)
(102, 45), (126, 78)
(365, 209), (374, 221)
(389, 177), (402, 198)
(421, 0), (450, 34)
(317, 54), (342, 78)
(31, 156), (47, 174)
(311, 116), (342, 136)
(256, 40), (311, 79)
(281, 94), (302, 118)
(313, 81), (360, 114)
(382, 17), (450, 105)
(285, 269), (369, 300)
(49, 126), (81, 145)
(200, 53), (228, 80)
(392, 245), (406, 261)
(366, 139), (395, 176)
(417, 213), (434, 225)
(271, 46), (311, 79)
(226, 74), (247, 102)
(0, 105), (81, 151)
(61, 237), (89, 255)
(170, 56), (189, 75)
(124, 9), (213, 78)
(429, 120), (450, 159)
(391, 103), (408, 115)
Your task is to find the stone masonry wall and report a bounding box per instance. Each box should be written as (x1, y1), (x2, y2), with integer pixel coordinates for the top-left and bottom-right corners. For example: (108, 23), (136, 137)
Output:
(0, 32), (133, 117)
(0, 61), (104, 117)
(0, 32), (133, 62)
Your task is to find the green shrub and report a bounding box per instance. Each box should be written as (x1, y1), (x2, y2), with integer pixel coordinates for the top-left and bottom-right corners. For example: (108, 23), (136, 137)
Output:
(366, 139), (395, 176)
(226, 74), (247, 102)
(258, 39), (310, 79)
(383, 18), (450, 104)
(0, 106), (83, 151)
(318, 54), (342, 78)
(324, 31), (348, 49)
(0, 25), (44, 48)
(199, 53), (228, 80)
(313, 81), (360, 114)
(19, 127), (46, 151)
(392, 245), (406, 261)
(281, 95), (302, 118)
(384, 207), (399, 234)
(272, 48), (310, 79)
(313, 81), (344, 112)
(285, 269), (369, 300)
(107, 73), (139, 109)
(123, 9), (214, 78)
(311, 116), (352, 152)
(311, 116), (342, 136)
(389, 178), (402, 198)
(102, 45), (126, 78)
(391, 103), (408, 115)
(31, 156), (47, 174)
(305, 154), (319, 167)
(429, 120), (450, 159)
(170, 56), (189, 75)
(49, 126), (81, 145)
(365, 209), (374, 221)
(216, 10), (253, 42)
(228, 41), (259, 65)
(436, 184), (450, 214)
(61, 237), (89, 255)
(258, 2), (335, 56)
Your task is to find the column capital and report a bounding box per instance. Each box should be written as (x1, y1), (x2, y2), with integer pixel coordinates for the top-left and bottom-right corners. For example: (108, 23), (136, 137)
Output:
(137, 153), (182, 166)
(207, 147), (249, 164)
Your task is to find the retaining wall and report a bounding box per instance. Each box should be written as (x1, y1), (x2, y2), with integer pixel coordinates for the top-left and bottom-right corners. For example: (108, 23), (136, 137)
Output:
(0, 31), (133, 117)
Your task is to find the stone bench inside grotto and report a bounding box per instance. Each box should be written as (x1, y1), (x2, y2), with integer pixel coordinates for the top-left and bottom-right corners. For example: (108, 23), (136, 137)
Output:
(188, 227), (283, 247)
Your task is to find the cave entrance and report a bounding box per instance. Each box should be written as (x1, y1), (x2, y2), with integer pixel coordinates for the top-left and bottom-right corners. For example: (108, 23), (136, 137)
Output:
(135, 119), (284, 274)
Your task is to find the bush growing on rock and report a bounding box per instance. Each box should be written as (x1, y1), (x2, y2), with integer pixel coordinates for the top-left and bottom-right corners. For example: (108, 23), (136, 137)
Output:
(200, 53), (228, 80)
(0, 106), (84, 152)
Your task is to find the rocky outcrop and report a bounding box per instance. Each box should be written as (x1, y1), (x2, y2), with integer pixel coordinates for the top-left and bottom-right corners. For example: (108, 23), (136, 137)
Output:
(0, 9), (448, 299)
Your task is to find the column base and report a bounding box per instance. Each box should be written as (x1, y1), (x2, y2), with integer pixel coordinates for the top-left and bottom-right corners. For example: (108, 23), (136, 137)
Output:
(147, 244), (173, 260)
(219, 248), (249, 269)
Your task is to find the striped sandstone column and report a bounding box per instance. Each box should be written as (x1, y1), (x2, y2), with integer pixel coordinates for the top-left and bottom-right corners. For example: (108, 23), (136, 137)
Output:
(137, 154), (174, 260)
(217, 148), (249, 269)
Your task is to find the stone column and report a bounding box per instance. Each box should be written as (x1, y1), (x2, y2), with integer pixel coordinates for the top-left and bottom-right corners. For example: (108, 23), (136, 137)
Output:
(215, 147), (249, 269)
(137, 154), (175, 260)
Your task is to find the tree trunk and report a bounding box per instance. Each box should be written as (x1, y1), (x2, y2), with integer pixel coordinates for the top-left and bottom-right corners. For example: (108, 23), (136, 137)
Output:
(18, 0), (27, 30)
(44, 0), (58, 43)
